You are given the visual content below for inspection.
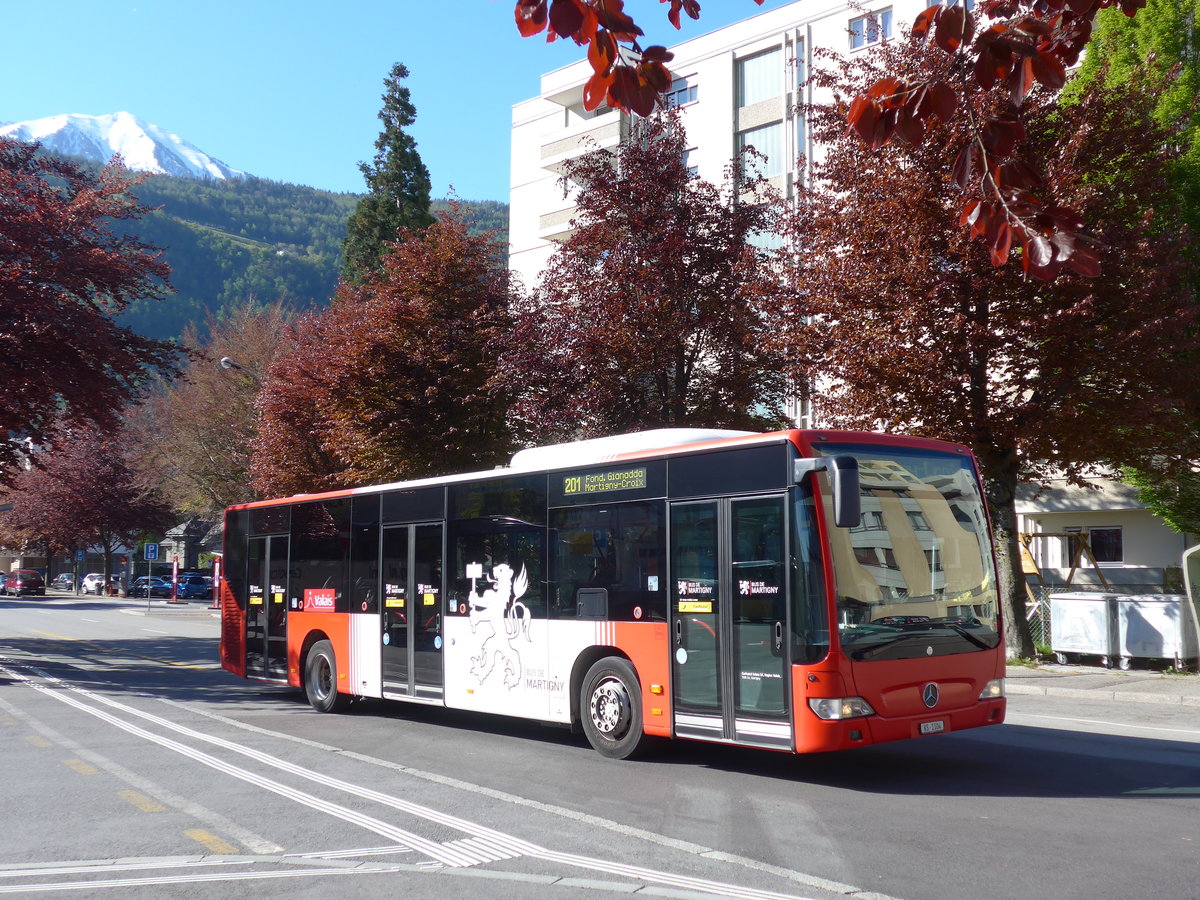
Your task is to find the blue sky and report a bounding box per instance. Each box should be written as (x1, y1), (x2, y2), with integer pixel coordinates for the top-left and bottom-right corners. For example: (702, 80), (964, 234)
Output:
(4, 0), (796, 201)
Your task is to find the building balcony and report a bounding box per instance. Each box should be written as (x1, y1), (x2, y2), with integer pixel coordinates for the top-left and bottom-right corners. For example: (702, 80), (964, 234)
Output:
(539, 111), (626, 176)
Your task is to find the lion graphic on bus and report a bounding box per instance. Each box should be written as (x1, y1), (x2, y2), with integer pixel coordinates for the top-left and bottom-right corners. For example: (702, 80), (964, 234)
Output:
(467, 562), (532, 689)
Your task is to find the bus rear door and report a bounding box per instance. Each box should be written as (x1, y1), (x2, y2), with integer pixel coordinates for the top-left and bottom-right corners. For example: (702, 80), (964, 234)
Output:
(246, 534), (289, 681)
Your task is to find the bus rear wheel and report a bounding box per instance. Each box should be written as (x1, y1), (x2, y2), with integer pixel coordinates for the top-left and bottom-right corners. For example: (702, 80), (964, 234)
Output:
(304, 640), (349, 713)
(581, 657), (652, 759)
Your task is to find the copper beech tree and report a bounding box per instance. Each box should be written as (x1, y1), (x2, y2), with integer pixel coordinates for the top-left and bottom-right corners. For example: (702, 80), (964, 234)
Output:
(250, 208), (515, 497)
(504, 109), (790, 442)
(513, 0), (1143, 278)
(767, 44), (1198, 655)
(0, 140), (180, 482)
(0, 423), (175, 583)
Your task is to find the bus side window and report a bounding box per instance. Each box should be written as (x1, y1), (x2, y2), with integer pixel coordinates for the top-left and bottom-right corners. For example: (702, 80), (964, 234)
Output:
(449, 528), (546, 619)
(550, 501), (666, 622)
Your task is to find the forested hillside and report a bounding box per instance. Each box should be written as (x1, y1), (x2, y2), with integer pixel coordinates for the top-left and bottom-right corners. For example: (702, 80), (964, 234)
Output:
(115, 171), (508, 340)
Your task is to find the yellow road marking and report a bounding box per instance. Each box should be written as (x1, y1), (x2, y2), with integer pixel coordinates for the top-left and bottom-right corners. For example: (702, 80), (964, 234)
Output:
(29, 629), (207, 670)
(63, 758), (100, 776)
(0, 714), (17, 726)
(184, 829), (238, 854)
(118, 790), (167, 813)
(24, 735), (52, 748)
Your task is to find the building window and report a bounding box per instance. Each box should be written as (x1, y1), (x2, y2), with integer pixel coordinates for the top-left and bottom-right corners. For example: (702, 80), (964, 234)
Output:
(849, 9), (893, 50)
(737, 121), (785, 178)
(683, 147), (698, 177)
(1064, 527), (1124, 566)
(736, 47), (783, 107)
(665, 77), (698, 108)
(794, 38), (807, 87)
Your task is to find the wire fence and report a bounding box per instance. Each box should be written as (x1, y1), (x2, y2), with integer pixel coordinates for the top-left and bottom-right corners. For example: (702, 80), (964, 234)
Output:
(1025, 579), (1186, 651)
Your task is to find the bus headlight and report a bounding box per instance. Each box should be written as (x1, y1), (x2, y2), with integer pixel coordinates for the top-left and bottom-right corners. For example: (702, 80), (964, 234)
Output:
(978, 678), (1005, 700)
(808, 697), (875, 720)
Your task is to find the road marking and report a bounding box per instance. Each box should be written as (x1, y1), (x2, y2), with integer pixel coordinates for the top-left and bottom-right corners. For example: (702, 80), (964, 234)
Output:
(63, 758), (99, 776)
(24, 734), (52, 748)
(119, 789), (167, 813)
(142, 628), (169, 634)
(0, 691), (282, 855)
(184, 829), (239, 854)
(1, 660), (847, 900)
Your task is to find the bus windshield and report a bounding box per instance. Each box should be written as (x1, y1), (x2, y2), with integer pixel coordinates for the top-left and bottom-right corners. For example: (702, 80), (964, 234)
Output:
(817, 443), (1001, 661)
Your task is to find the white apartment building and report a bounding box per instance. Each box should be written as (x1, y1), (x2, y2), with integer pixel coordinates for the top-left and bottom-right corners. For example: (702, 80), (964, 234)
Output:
(509, 0), (912, 291)
(507, 1), (1196, 592)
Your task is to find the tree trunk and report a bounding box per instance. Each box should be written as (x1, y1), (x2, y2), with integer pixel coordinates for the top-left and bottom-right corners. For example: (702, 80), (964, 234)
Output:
(979, 451), (1036, 659)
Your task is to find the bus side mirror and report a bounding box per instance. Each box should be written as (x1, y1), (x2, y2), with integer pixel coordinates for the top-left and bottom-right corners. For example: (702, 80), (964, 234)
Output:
(794, 456), (861, 528)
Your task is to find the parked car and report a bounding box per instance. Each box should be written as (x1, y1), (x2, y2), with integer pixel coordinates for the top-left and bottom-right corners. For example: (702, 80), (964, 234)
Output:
(51, 573), (74, 590)
(175, 574), (213, 600)
(3, 569), (45, 596)
(80, 573), (119, 595)
(131, 576), (171, 599)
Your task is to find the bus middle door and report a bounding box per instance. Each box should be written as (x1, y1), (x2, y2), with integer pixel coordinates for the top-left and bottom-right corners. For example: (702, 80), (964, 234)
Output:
(381, 523), (444, 701)
(670, 496), (791, 749)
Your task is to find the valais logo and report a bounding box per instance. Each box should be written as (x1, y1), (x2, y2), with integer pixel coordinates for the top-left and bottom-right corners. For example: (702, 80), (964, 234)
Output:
(303, 588), (336, 611)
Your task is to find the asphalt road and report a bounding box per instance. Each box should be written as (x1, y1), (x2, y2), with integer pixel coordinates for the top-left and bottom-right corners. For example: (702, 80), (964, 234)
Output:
(1, 593), (1198, 899)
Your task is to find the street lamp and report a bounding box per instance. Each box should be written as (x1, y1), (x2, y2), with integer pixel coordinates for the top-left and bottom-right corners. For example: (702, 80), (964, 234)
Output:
(218, 357), (261, 383)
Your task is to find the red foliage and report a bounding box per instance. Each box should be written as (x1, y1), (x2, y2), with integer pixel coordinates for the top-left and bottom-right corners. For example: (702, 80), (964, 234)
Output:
(769, 49), (1196, 653)
(513, 0), (765, 115)
(0, 140), (181, 482)
(1, 422), (175, 569)
(845, 0), (1146, 278)
(250, 207), (515, 497)
(510, 0), (1142, 280)
(504, 110), (790, 441)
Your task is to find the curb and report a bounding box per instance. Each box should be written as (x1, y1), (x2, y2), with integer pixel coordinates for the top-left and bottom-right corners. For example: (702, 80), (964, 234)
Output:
(1006, 680), (1200, 707)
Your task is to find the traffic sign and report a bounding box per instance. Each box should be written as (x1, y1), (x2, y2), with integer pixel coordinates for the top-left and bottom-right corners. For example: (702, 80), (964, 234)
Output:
(144, 543), (159, 561)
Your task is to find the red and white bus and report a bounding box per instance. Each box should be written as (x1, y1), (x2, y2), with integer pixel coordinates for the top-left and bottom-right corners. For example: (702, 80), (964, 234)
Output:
(219, 429), (1006, 758)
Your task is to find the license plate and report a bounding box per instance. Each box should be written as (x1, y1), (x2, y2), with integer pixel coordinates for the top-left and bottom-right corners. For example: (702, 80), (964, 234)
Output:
(919, 720), (945, 735)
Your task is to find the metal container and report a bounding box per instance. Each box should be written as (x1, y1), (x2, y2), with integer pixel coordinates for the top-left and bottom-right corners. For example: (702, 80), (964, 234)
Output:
(1116, 593), (1199, 671)
(1049, 592), (1120, 667)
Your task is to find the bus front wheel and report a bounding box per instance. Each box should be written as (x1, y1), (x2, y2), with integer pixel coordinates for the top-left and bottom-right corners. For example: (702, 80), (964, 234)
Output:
(580, 657), (652, 759)
(304, 640), (348, 713)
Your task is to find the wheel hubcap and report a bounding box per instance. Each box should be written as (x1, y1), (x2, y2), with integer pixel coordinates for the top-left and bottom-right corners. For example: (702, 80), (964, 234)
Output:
(313, 658), (332, 699)
(590, 677), (630, 738)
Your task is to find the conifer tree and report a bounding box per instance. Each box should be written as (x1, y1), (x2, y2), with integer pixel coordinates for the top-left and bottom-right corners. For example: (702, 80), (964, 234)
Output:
(341, 62), (435, 280)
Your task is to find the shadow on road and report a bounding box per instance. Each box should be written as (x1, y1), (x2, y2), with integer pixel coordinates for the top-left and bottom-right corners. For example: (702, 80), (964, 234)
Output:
(4, 626), (1198, 803)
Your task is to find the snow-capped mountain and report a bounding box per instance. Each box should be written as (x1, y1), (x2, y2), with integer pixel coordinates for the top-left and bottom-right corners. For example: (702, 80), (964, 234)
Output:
(0, 111), (245, 180)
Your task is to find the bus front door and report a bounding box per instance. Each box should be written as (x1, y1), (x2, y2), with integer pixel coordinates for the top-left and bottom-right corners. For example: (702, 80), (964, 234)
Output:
(246, 534), (289, 681)
(670, 496), (791, 749)
(381, 523), (444, 700)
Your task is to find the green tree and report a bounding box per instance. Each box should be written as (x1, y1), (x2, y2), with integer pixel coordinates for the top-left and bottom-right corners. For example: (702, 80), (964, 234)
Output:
(251, 207), (515, 497)
(768, 43), (1198, 657)
(1066, 0), (1200, 234)
(341, 62), (435, 280)
(1065, 0), (1200, 539)
(505, 109), (790, 444)
(1123, 465), (1200, 536)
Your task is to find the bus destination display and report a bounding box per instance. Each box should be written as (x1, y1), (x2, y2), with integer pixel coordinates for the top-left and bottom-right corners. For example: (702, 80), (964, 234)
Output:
(562, 466), (648, 496)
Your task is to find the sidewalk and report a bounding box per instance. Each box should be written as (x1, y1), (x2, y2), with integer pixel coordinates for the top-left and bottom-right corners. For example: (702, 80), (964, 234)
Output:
(1006, 663), (1200, 707)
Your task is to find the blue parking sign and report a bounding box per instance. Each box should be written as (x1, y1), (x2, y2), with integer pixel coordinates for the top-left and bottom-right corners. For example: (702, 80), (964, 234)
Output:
(144, 543), (159, 561)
